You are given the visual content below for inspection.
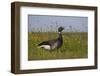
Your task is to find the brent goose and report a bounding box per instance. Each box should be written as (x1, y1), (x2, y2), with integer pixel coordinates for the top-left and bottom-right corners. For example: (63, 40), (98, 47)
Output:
(38, 27), (64, 50)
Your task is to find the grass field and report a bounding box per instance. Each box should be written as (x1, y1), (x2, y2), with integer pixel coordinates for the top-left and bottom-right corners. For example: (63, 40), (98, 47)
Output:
(28, 32), (88, 60)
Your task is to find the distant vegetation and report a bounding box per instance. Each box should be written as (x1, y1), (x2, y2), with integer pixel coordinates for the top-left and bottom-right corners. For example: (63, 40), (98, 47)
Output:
(28, 32), (88, 60)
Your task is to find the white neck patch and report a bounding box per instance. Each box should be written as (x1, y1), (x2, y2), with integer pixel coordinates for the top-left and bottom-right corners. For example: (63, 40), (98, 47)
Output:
(58, 32), (61, 34)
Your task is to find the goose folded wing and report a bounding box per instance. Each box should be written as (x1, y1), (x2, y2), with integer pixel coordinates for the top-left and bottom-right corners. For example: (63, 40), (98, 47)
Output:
(38, 39), (57, 46)
(38, 41), (50, 46)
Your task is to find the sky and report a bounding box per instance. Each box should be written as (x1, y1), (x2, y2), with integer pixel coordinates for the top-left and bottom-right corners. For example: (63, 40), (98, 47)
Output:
(28, 15), (88, 32)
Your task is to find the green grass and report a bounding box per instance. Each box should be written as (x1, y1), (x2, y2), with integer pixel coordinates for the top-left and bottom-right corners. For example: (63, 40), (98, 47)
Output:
(28, 32), (88, 60)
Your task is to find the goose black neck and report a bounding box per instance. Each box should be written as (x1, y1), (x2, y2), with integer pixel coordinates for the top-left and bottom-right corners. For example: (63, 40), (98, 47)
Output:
(58, 32), (62, 39)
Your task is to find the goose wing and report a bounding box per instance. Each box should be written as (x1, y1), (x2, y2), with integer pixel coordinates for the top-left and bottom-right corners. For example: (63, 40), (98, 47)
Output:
(38, 39), (58, 50)
(38, 41), (50, 46)
(38, 39), (57, 46)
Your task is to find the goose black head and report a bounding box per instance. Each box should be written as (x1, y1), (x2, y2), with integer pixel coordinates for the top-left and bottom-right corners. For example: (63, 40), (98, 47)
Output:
(58, 27), (64, 32)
